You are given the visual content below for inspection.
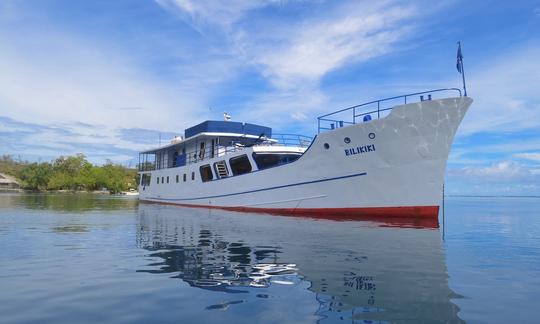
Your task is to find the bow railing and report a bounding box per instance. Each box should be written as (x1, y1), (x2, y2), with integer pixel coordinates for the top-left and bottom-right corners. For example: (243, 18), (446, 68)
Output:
(317, 88), (462, 133)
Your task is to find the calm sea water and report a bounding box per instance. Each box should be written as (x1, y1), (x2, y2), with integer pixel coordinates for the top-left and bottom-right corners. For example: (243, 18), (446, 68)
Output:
(0, 193), (539, 323)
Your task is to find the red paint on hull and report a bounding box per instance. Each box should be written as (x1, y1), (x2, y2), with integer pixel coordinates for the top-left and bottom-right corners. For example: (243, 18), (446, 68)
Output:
(140, 200), (440, 229)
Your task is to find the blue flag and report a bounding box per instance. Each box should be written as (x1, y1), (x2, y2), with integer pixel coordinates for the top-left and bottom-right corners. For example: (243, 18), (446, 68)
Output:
(456, 42), (463, 73)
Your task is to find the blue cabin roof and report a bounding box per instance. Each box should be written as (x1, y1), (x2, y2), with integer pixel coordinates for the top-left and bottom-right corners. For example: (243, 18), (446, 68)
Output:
(185, 121), (272, 139)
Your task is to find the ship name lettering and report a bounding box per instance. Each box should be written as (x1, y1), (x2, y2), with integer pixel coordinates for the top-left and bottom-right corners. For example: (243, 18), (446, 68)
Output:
(344, 144), (376, 156)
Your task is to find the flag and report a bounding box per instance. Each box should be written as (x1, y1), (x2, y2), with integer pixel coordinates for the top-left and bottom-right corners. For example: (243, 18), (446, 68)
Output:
(456, 42), (463, 73)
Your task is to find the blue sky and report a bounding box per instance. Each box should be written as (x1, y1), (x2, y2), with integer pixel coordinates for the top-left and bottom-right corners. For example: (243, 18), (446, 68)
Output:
(1, 0), (539, 195)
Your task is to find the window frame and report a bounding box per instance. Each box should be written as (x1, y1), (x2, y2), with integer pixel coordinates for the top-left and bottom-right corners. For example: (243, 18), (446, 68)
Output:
(199, 164), (214, 182)
(252, 152), (301, 171)
(229, 154), (253, 176)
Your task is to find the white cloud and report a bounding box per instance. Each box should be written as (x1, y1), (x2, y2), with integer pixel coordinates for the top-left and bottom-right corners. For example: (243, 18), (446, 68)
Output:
(160, 0), (418, 89)
(446, 160), (540, 195)
(155, 0), (420, 127)
(457, 45), (540, 136)
(157, 0), (430, 139)
(156, 0), (276, 29)
(514, 152), (540, 162)
(240, 2), (417, 89)
(0, 32), (208, 131)
(461, 161), (532, 179)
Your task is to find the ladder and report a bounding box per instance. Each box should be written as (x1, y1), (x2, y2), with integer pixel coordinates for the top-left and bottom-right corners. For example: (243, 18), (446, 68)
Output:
(215, 161), (229, 178)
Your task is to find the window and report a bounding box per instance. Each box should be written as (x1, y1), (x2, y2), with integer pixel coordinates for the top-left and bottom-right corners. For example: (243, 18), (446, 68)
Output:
(176, 175), (179, 183)
(252, 153), (301, 170)
(229, 155), (252, 176)
(157, 177), (160, 184)
(191, 172), (195, 180)
(183, 173), (186, 182)
(200, 165), (213, 182)
(161, 176), (164, 184)
(166, 176), (169, 183)
(142, 173), (151, 186)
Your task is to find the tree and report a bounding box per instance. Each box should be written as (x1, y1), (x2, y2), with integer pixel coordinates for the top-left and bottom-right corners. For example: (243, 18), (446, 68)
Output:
(19, 162), (53, 190)
(4, 153), (137, 193)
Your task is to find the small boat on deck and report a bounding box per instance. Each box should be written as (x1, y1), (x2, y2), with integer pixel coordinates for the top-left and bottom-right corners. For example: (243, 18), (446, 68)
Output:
(138, 88), (472, 220)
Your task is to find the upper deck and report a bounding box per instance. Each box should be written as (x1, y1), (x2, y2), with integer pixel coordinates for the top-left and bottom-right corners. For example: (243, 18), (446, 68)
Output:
(138, 120), (311, 172)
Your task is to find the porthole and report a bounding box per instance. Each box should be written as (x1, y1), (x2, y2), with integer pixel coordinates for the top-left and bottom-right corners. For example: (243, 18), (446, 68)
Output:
(324, 143), (330, 149)
(344, 137), (351, 144)
(368, 132), (376, 140)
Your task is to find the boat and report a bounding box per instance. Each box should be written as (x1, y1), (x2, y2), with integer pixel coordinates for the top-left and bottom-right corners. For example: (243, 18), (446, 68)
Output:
(138, 88), (472, 219)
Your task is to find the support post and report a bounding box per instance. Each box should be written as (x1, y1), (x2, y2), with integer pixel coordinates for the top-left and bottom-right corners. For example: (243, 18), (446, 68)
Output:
(442, 183), (446, 241)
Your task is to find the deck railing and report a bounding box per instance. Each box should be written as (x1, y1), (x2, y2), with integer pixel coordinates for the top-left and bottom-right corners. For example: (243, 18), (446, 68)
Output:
(138, 133), (313, 171)
(269, 133), (313, 148)
(317, 88), (462, 133)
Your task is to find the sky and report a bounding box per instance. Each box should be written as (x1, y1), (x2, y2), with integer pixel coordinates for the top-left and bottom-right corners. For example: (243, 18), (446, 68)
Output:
(0, 0), (539, 195)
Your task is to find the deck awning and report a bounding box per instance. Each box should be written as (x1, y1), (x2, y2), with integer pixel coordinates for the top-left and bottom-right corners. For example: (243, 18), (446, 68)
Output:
(185, 121), (271, 139)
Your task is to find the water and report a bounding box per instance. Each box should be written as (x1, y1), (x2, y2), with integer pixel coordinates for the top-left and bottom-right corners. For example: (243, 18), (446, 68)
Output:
(0, 193), (539, 323)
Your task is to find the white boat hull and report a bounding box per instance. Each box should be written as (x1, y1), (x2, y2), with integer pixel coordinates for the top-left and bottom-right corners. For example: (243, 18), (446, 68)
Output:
(139, 97), (472, 219)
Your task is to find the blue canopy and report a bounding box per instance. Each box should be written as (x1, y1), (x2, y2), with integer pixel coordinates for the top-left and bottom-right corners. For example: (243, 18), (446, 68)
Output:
(185, 121), (272, 138)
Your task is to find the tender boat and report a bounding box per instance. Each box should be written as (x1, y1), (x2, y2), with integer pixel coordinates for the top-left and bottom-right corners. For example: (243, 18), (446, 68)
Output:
(138, 88), (472, 219)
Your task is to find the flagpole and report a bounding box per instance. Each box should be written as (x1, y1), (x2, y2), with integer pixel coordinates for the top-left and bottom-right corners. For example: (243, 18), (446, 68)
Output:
(458, 41), (468, 97)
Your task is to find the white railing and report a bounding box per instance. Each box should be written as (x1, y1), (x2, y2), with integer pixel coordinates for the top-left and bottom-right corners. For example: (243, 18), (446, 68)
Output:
(317, 88), (462, 133)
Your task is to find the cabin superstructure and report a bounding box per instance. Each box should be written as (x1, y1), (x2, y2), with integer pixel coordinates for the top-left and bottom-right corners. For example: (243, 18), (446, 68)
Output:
(138, 120), (311, 188)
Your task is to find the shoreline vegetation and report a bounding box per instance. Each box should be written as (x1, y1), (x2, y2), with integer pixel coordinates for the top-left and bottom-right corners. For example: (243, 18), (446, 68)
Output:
(0, 154), (137, 194)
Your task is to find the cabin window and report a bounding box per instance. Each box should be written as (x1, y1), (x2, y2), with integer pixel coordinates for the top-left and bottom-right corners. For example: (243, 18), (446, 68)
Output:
(176, 175), (179, 183)
(200, 165), (213, 182)
(183, 174), (186, 182)
(166, 176), (169, 183)
(213, 160), (229, 178)
(141, 173), (151, 186)
(252, 153), (301, 170)
(191, 172), (195, 180)
(161, 176), (164, 184)
(229, 154), (252, 176)
(157, 177), (160, 184)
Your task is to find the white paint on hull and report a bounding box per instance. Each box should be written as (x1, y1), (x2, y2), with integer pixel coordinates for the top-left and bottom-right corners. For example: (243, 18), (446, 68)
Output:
(139, 97), (472, 210)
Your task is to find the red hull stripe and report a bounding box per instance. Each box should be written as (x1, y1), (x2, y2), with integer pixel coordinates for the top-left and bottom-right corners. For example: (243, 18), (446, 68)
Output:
(140, 200), (439, 227)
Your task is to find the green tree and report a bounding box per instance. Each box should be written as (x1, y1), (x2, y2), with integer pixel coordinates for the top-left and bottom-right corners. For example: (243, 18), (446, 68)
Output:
(3, 153), (137, 193)
(19, 162), (53, 190)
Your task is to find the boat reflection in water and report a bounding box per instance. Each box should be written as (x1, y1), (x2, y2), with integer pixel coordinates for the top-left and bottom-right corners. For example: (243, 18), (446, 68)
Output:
(136, 204), (462, 322)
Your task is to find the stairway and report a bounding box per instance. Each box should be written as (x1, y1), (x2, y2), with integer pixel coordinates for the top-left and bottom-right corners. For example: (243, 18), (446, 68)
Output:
(215, 161), (229, 178)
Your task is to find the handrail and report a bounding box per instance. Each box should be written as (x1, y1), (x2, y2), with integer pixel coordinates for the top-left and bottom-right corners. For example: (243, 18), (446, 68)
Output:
(270, 133), (313, 148)
(317, 88), (462, 133)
